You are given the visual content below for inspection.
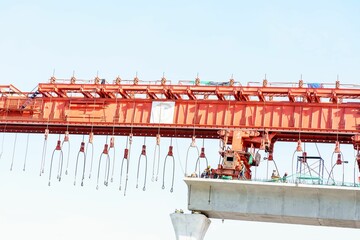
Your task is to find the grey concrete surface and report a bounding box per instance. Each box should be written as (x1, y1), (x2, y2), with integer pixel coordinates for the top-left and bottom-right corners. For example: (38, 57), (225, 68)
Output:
(170, 212), (211, 240)
(185, 178), (360, 228)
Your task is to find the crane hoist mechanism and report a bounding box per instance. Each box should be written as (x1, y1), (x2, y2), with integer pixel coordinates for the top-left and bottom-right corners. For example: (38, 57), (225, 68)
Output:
(1, 77), (360, 182)
(1, 76), (360, 236)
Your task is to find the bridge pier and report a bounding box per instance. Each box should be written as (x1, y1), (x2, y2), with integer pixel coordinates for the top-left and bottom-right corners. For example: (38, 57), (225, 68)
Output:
(170, 212), (211, 240)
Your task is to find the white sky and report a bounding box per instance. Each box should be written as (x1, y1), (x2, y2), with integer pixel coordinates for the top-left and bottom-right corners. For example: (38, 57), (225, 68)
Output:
(0, 0), (360, 239)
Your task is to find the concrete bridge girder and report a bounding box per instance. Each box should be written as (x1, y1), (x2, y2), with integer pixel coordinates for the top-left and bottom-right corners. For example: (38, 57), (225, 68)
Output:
(185, 178), (360, 228)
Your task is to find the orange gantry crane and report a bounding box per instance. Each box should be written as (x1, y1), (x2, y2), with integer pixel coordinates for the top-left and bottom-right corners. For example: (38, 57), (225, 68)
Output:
(1, 77), (360, 178)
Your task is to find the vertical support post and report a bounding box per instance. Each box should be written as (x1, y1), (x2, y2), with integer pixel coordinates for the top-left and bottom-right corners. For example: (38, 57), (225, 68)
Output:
(170, 212), (211, 240)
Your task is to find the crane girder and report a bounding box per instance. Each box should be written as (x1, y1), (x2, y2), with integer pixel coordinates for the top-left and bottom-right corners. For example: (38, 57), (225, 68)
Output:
(0, 81), (359, 146)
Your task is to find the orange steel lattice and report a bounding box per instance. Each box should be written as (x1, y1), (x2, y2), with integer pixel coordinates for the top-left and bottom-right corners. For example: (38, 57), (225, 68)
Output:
(0, 79), (360, 145)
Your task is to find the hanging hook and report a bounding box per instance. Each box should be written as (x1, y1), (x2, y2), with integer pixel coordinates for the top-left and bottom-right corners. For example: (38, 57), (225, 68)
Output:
(109, 91), (118, 183)
(48, 140), (64, 186)
(136, 137), (148, 191)
(152, 134), (161, 182)
(327, 151), (347, 185)
(185, 136), (199, 177)
(162, 138), (175, 193)
(74, 140), (86, 186)
(109, 136), (116, 182)
(86, 132), (94, 179)
(96, 143), (111, 190)
(119, 134), (132, 196)
(62, 131), (71, 175)
(296, 139), (303, 152)
(195, 139), (209, 177)
(40, 128), (49, 176)
(291, 139), (304, 181)
(334, 141), (341, 153)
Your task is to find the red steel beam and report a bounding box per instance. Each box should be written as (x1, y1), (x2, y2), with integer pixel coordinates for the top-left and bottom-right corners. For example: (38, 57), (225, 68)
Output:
(0, 82), (359, 145)
(36, 83), (360, 101)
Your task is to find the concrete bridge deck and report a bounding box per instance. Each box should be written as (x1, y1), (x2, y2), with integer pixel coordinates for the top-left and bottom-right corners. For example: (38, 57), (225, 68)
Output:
(185, 177), (360, 228)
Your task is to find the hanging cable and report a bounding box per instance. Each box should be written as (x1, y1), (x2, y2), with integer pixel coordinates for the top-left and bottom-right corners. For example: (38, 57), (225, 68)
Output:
(119, 134), (132, 196)
(109, 95), (118, 183)
(96, 137), (111, 190)
(327, 152), (346, 185)
(152, 133), (161, 182)
(194, 139), (209, 177)
(328, 97), (341, 184)
(109, 93), (118, 182)
(162, 137), (175, 193)
(23, 133), (30, 171)
(74, 135), (86, 186)
(87, 132), (94, 179)
(314, 142), (325, 184)
(9, 133), (18, 171)
(40, 93), (53, 176)
(330, 141), (341, 179)
(40, 128), (49, 176)
(48, 137), (64, 186)
(61, 97), (71, 175)
(185, 136), (199, 177)
(109, 136), (116, 182)
(185, 100), (199, 176)
(57, 134), (64, 178)
(327, 151), (347, 185)
(153, 98), (163, 182)
(87, 90), (97, 179)
(63, 131), (71, 175)
(136, 137), (148, 191)
(119, 101), (136, 195)
(174, 128), (185, 176)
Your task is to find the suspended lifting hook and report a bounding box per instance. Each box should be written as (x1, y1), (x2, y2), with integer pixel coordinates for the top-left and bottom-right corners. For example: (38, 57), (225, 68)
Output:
(48, 139), (64, 186)
(195, 144), (209, 177)
(96, 143), (111, 190)
(162, 139), (175, 193)
(136, 137), (148, 191)
(62, 131), (71, 175)
(86, 132), (94, 179)
(291, 139), (304, 180)
(109, 136), (116, 182)
(40, 128), (50, 176)
(152, 134), (161, 182)
(119, 134), (132, 196)
(185, 136), (199, 177)
(327, 151), (347, 185)
(74, 140), (86, 186)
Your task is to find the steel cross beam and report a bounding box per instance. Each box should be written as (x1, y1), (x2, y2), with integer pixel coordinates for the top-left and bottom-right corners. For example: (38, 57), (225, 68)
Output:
(0, 82), (359, 145)
(36, 83), (360, 102)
